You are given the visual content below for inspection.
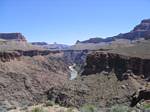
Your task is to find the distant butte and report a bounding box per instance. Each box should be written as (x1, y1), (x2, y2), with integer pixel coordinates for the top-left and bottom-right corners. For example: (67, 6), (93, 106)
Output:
(0, 33), (27, 42)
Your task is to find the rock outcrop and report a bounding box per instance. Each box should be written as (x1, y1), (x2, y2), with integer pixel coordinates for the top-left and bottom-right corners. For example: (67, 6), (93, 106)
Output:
(114, 19), (150, 40)
(130, 89), (150, 107)
(0, 51), (21, 62)
(47, 86), (88, 107)
(46, 72), (140, 108)
(133, 19), (150, 32)
(0, 33), (27, 42)
(17, 50), (60, 57)
(0, 50), (61, 62)
(82, 51), (150, 79)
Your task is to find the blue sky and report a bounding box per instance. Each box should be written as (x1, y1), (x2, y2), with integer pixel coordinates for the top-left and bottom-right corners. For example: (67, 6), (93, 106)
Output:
(0, 0), (150, 45)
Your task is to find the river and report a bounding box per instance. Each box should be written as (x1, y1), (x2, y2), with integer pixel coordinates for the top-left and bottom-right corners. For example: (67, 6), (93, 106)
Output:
(69, 64), (78, 80)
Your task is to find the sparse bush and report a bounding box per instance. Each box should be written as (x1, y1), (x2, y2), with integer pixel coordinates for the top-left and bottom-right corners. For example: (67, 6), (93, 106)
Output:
(143, 103), (150, 109)
(31, 107), (46, 112)
(66, 107), (74, 112)
(80, 104), (97, 112)
(110, 105), (129, 112)
(45, 100), (55, 107)
(142, 103), (150, 111)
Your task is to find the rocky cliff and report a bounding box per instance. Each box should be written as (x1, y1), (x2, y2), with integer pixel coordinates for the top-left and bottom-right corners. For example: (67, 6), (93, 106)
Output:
(82, 51), (150, 79)
(17, 50), (60, 57)
(0, 50), (61, 62)
(114, 19), (150, 40)
(0, 33), (27, 42)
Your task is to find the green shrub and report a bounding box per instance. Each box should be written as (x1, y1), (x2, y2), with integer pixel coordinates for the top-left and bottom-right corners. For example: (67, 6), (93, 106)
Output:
(31, 107), (46, 112)
(45, 100), (55, 107)
(80, 104), (97, 112)
(66, 107), (74, 112)
(143, 103), (150, 109)
(110, 105), (129, 112)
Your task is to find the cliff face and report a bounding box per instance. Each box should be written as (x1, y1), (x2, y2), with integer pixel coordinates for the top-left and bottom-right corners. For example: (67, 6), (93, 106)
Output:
(133, 19), (150, 32)
(115, 19), (150, 40)
(17, 50), (60, 57)
(0, 33), (27, 42)
(82, 52), (150, 79)
(0, 52), (21, 62)
(0, 50), (61, 62)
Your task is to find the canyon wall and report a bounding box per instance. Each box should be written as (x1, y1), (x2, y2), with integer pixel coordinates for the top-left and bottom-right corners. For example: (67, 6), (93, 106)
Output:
(82, 51), (150, 79)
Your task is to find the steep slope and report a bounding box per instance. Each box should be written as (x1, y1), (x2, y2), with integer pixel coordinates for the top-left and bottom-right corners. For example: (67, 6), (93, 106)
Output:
(0, 50), (69, 111)
(0, 33), (70, 112)
(47, 39), (150, 109)
(47, 73), (142, 108)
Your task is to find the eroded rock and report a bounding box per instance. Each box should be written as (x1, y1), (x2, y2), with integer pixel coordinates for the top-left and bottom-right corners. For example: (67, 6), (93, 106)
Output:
(82, 52), (150, 79)
(130, 89), (150, 107)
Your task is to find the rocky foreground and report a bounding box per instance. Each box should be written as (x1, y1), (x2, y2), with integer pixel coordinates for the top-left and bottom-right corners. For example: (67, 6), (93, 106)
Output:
(0, 34), (71, 112)
(0, 50), (70, 111)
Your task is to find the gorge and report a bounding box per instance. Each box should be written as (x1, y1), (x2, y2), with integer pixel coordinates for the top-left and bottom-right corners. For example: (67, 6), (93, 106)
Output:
(0, 19), (150, 112)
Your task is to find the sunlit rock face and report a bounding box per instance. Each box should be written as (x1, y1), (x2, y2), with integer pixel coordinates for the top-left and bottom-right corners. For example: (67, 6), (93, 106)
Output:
(0, 33), (27, 42)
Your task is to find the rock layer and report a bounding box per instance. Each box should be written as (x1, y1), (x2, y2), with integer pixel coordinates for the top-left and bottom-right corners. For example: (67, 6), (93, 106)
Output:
(0, 50), (61, 62)
(0, 33), (27, 42)
(82, 52), (150, 79)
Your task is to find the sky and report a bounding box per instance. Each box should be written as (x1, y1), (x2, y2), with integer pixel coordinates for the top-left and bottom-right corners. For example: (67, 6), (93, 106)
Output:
(0, 0), (150, 45)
